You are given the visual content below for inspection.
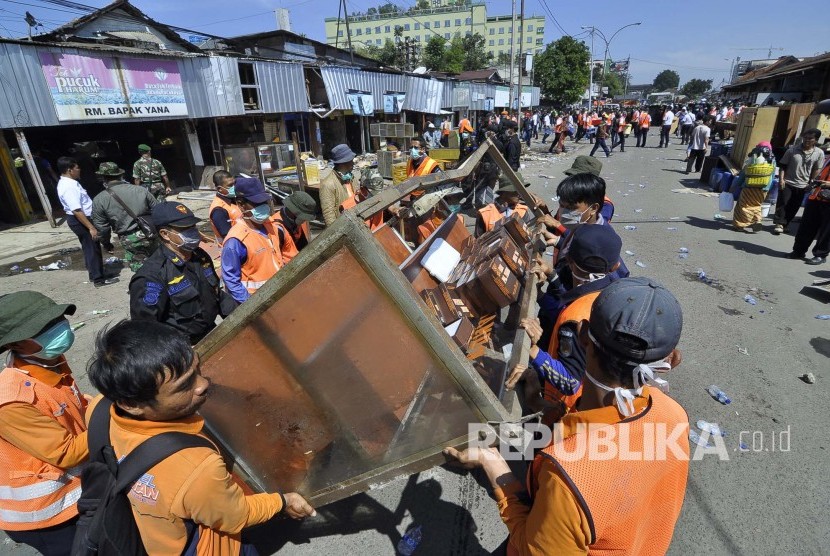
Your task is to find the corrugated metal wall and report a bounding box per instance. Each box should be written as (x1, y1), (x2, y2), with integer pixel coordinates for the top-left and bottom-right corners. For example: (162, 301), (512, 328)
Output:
(0, 42), (60, 128)
(180, 56), (244, 118)
(441, 80), (454, 109)
(320, 66), (408, 111)
(403, 76), (445, 115)
(255, 61), (309, 113)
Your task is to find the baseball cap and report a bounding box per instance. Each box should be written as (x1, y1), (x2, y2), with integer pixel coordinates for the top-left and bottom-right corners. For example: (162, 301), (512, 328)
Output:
(330, 144), (356, 164)
(428, 122), (435, 129)
(0, 291), (76, 350)
(359, 169), (386, 196)
(138, 144), (151, 153)
(564, 155), (603, 177)
(283, 191), (318, 223)
(568, 224), (622, 273)
(234, 177), (271, 204)
(151, 201), (201, 228)
(96, 161), (125, 176)
(589, 277), (683, 364)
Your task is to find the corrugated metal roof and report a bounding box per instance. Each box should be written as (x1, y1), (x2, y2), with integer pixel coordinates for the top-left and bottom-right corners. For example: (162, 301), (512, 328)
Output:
(320, 66), (407, 111)
(404, 76), (445, 114)
(442, 80), (454, 109)
(255, 61), (309, 113)
(0, 42), (60, 128)
(180, 56), (244, 118)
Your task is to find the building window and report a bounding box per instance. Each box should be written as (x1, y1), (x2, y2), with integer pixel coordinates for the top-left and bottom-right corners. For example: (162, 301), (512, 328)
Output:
(489, 28), (494, 35)
(424, 22), (430, 28)
(355, 28), (361, 35)
(508, 38), (512, 44)
(527, 25), (533, 31)
(465, 17), (472, 25)
(377, 38), (382, 44)
(444, 33), (450, 39)
(489, 39), (494, 46)
(338, 30), (343, 37)
(404, 23), (410, 30)
(415, 23), (420, 30)
(499, 27), (504, 34)
(385, 25), (391, 32)
(537, 27), (544, 34)
(445, 19), (450, 27)
(536, 38), (543, 45)
(366, 28), (371, 35)
(455, 18), (461, 26)
(527, 37), (532, 43)
(498, 38), (504, 45)
(434, 20), (440, 28)
(238, 62), (260, 112)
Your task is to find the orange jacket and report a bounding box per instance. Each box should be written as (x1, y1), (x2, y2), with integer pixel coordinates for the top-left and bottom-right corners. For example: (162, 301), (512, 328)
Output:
(417, 213), (464, 243)
(209, 196), (243, 244)
(0, 363), (87, 531)
(270, 211), (310, 263)
(458, 118), (474, 134)
(808, 160), (830, 203)
(639, 113), (651, 128)
(224, 220), (284, 294)
(338, 193), (385, 231)
(543, 291), (601, 411)
(407, 156), (440, 178)
(477, 203), (528, 234)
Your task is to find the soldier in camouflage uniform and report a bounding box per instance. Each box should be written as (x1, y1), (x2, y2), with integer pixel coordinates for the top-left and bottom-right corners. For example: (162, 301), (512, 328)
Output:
(92, 162), (158, 272)
(133, 144), (171, 203)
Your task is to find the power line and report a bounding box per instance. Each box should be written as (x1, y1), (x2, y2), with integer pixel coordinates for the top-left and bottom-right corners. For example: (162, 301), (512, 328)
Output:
(536, 0), (569, 36)
(629, 57), (731, 72)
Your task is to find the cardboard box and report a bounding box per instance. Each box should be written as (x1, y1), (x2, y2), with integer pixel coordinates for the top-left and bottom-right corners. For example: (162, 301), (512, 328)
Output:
(454, 266), (500, 316)
(476, 256), (521, 308)
(445, 317), (475, 351)
(493, 212), (531, 247)
(472, 233), (527, 280)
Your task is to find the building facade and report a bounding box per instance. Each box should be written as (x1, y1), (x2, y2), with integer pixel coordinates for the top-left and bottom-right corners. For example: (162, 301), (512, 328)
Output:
(324, 0), (545, 61)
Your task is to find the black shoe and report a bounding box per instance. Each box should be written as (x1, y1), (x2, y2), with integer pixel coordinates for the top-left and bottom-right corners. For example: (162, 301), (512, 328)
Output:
(94, 277), (120, 288)
(806, 256), (827, 265)
(787, 251), (806, 259)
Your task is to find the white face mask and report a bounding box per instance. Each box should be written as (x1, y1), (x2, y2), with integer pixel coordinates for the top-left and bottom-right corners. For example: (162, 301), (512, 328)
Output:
(560, 206), (591, 229)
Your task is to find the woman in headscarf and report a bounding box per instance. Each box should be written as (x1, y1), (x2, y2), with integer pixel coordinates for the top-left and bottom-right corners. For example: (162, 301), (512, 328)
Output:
(733, 141), (777, 233)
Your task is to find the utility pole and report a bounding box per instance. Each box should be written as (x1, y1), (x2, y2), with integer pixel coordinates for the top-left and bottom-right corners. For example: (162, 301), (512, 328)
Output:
(623, 55), (630, 97)
(342, 0), (354, 65)
(335, 0), (342, 49)
(507, 0), (516, 115)
(587, 29), (594, 110)
(517, 0), (525, 118)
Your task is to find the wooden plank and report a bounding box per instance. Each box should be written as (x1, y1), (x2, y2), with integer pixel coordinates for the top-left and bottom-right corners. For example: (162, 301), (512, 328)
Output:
(372, 222), (411, 266)
(399, 214), (471, 294)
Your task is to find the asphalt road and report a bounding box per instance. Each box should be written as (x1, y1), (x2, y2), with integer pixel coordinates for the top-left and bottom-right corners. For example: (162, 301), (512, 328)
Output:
(0, 137), (828, 555)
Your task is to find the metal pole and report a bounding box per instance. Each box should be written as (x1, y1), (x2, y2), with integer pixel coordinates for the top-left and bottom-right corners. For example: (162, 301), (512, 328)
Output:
(507, 0), (516, 115)
(623, 55), (630, 97)
(517, 0), (525, 116)
(342, 0), (355, 65)
(335, 0), (342, 49)
(14, 129), (56, 227)
(588, 29), (594, 110)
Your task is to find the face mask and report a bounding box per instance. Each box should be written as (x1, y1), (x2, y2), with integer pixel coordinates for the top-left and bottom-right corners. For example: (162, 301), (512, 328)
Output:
(246, 204), (272, 224)
(30, 320), (75, 360)
(411, 147), (422, 159)
(571, 264), (607, 287)
(167, 227), (201, 251)
(225, 185), (236, 198)
(447, 204), (461, 213)
(560, 206), (591, 230)
(338, 171), (353, 182)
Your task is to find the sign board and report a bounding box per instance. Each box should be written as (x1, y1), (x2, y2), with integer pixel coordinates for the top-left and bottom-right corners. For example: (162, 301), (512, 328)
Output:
(38, 52), (187, 121)
(346, 89), (374, 116)
(383, 91), (406, 114)
(452, 85), (470, 108)
(494, 86), (509, 107)
(483, 97), (494, 111)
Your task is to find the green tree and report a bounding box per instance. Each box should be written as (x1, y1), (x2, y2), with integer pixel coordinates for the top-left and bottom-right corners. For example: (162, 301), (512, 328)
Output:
(443, 36), (466, 73)
(602, 71), (625, 98)
(423, 35), (446, 71)
(378, 2), (399, 15)
(534, 36), (590, 105)
(460, 33), (492, 71)
(416, 0), (429, 9)
(680, 78), (713, 98)
(653, 69), (680, 91)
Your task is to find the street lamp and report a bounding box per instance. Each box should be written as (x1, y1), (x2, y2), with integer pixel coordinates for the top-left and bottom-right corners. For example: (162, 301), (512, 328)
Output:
(582, 22), (641, 105)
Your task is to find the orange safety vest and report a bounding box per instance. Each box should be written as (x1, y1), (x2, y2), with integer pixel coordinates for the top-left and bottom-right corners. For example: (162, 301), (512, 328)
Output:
(441, 121), (452, 136)
(477, 203), (528, 234)
(208, 196), (243, 245)
(407, 157), (440, 199)
(543, 290), (601, 410)
(339, 193), (385, 231)
(808, 161), (830, 202)
(458, 118), (473, 134)
(525, 389), (689, 555)
(223, 220), (284, 294)
(617, 116), (627, 133)
(640, 113), (651, 128)
(577, 113), (584, 126)
(417, 213), (464, 243)
(0, 366), (87, 531)
(270, 211), (311, 263)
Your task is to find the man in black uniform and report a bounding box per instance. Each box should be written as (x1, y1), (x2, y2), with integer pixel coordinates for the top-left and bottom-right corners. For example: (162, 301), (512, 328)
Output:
(129, 202), (236, 344)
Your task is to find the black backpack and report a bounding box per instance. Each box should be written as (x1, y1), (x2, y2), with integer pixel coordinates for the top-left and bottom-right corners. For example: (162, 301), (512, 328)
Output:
(71, 399), (214, 555)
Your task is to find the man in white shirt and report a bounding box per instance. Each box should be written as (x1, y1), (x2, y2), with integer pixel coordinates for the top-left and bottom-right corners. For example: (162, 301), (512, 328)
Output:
(680, 110), (695, 145)
(659, 107), (675, 148)
(685, 119), (711, 174)
(56, 157), (118, 288)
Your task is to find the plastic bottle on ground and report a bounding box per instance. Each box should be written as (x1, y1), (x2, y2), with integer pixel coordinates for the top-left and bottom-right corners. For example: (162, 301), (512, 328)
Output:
(696, 420), (725, 437)
(706, 385), (731, 405)
(397, 526), (423, 556)
(689, 429), (710, 448)
(744, 294), (757, 305)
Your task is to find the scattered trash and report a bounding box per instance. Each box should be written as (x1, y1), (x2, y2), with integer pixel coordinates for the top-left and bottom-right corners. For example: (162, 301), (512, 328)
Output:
(713, 213), (724, 220)
(57, 247), (81, 255)
(801, 373), (816, 384)
(743, 294), (757, 305)
(816, 315), (830, 320)
(667, 227), (678, 231)
(639, 184), (646, 188)
(759, 310), (766, 314)
(625, 250), (636, 256)
(88, 310), (111, 315)
(679, 247), (689, 253)
(635, 260), (647, 268)
(736, 345), (749, 355)
(538, 174), (554, 179)
(104, 256), (121, 264)
(39, 261), (68, 271)
(10, 265), (19, 272)
(739, 442), (749, 451)
(23, 268), (32, 273)
(679, 253), (689, 259)
(689, 430), (710, 448)
(397, 525), (423, 556)
(623, 193), (629, 197)
(624, 225), (637, 231)
(634, 209), (643, 213)
(697, 269), (707, 280)
(670, 216), (681, 220)
(707, 385), (731, 405)
(70, 322), (86, 331)
(697, 420), (725, 437)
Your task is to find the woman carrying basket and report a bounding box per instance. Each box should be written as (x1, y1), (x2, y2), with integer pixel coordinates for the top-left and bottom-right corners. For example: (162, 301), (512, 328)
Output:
(733, 141), (777, 233)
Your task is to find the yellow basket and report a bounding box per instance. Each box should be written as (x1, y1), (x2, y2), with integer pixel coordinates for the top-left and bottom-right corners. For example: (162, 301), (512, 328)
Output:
(745, 163), (774, 187)
(392, 162), (408, 185)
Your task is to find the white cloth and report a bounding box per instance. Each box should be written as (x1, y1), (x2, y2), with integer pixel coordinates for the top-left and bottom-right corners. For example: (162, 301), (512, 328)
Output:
(682, 113), (695, 125)
(690, 125), (710, 151)
(662, 110), (674, 126)
(543, 114), (551, 127)
(57, 176), (93, 216)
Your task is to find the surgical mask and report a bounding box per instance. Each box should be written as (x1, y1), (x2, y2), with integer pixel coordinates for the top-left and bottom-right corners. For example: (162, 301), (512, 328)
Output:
(571, 266), (607, 287)
(560, 206), (590, 230)
(30, 320), (75, 360)
(246, 204), (272, 224)
(167, 227), (201, 251)
(226, 185), (236, 198)
(411, 147), (422, 159)
(338, 171), (353, 182)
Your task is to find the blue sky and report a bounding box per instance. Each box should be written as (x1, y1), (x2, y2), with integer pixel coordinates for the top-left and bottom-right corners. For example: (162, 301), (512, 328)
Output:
(2, 0), (826, 87)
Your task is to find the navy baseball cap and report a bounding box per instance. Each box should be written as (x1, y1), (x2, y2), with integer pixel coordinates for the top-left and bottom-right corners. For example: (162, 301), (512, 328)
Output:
(234, 177), (271, 204)
(151, 202), (200, 228)
(568, 224), (622, 273)
(589, 277), (683, 364)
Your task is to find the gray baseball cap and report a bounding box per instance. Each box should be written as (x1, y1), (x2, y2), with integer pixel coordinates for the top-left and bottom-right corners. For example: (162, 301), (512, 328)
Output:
(589, 277), (683, 363)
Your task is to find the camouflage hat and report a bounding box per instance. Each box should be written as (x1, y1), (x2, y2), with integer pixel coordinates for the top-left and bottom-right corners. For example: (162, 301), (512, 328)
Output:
(360, 169), (386, 196)
(95, 161), (125, 176)
(138, 144), (152, 153)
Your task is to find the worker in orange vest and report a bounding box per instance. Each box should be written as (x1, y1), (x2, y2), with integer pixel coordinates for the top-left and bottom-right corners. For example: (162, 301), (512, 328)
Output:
(519, 224), (624, 420)
(637, 109), (652, 147)
(445, 277), (689, 555)
(221, 177), (284, 304)
(208, 170), (243, 245)
(320, 144), (357, 227)
(271, 191), (317, 263)
(339, 168), (389, 231)
(407, 139), (441, 179)
(458, 114), (474, 135)
(0, 292), (90, 555)
(475, 175), (530, 236)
